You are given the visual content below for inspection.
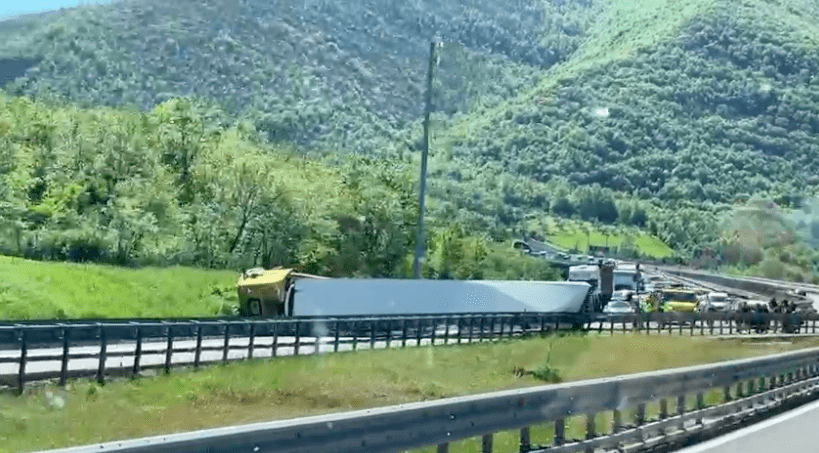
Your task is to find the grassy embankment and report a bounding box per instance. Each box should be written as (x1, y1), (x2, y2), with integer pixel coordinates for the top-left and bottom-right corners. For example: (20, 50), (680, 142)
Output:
(0, 242), (567, 320)
(0, 255), (237, 319)
(526, 217), (674, 258)
(2, 334), (816, 453)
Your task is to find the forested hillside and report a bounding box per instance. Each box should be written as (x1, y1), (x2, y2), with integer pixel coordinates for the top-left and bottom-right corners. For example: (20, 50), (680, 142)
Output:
(0, 94), (561, 281)
(3, 0), (819, 278)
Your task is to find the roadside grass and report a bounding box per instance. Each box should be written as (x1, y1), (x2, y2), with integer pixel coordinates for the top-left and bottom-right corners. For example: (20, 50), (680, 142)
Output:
(532, 218), (674, 258)
(0, 256), (238, 320)
(3, 334), (817, 453)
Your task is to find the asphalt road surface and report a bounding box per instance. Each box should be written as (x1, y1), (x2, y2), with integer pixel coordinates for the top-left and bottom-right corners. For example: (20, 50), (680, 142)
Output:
(675, 398), (819, 453)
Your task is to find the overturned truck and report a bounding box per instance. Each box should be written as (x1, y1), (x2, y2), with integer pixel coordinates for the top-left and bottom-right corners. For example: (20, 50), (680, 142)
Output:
(236, 268), (592, 318)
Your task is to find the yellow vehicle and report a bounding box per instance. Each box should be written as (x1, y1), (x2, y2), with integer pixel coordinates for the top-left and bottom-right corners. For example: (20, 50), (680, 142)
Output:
(659, 289), (700, 313)
(236, 267), (326, 316)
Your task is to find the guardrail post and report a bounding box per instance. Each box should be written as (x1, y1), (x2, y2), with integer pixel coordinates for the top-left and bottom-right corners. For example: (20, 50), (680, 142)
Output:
(315, 322), (321, 355)
(164, 324), (173, 374)
(437, 444), (449, 453)
(482, 433), (493, 453)
(723, 385), (732, 402)
(294, 321), (302, 355)
(59, 326), (69, 387)
(659, 398), (668, 419)
(17, 329), (27, 393)
(490, 316), (497, 340)
(248, 322), (256, 359)
(443, 317), (450, 344)
(222, 323), (231, 363)
(430, 317), (437, 346)
(456, 317), (463, 344)
(133, 326), (142, 376)
(333, 321), (340, 352)
(370, 319), (377, 350)
(194, 323), (203, 369)
(554, 418), (565, 446)
(96, 324), (107, 384)
(401, 319), (408, 347)
(677, 394), (686, 415)
(636, 403), (646, 426)
(539, 314), (545, 334)
(468, 315), (475, 343)
(416, 318), (423, 346)
(271, 321), (279, 357)
(585, 413), (596, 440)
(696, 392), (705, 424)
(519, 426), (531, 452)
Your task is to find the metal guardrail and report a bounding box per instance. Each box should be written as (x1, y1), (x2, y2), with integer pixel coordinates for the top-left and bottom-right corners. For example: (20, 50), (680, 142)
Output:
(660, 267), (819, 298)
(3, 311), (818, 391)
(36, 346), (819, 453)
(0, 312), (586, 390)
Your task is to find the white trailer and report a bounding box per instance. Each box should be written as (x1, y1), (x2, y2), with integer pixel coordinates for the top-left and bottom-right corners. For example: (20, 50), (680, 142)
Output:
(287, 279), (591, 317)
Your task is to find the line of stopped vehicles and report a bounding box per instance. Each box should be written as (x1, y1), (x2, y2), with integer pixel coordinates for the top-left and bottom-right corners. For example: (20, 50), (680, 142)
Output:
(235, 256), (816, 333)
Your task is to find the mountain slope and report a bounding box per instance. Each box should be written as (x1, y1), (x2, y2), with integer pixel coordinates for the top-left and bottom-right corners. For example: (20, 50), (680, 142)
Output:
(3, 0), (819, 258)
(0, 0), (560, 153)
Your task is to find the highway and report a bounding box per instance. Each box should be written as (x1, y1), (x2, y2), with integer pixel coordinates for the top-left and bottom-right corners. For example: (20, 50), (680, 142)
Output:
(675, 398), (819, 453)
(2, 268), (816, 387)
(0, 329), (484, 385)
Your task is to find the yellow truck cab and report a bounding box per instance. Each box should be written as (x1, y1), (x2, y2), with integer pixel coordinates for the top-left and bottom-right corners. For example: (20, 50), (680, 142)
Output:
(236, 268), (329, 317)
(236, 267), (294, 316)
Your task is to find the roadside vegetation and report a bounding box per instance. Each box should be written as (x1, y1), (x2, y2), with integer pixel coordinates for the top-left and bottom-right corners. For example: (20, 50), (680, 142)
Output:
(2, 334), (817, 452)
(0, 255), (238, 319)
(0, 243), (559, 320)
(525, 217), (674, 258)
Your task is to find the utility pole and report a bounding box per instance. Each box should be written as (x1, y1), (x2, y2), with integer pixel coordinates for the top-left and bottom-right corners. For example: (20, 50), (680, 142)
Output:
(414, 41), (436, 279)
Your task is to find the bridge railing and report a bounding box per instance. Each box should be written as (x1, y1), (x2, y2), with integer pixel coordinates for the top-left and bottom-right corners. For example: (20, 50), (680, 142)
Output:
(37, 346), (819, 453)
(3, 311), (818, 391)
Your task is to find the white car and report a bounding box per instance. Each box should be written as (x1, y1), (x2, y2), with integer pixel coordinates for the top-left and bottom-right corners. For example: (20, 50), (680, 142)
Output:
(698, 292), (731, 313)
(604, 300), (637, 314)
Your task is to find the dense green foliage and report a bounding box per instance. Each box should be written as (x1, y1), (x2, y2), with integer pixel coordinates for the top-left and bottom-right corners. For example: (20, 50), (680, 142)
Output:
(0, 0), (669, 246)
(5, 0), (819, 279)
(0, 93), (560, 293)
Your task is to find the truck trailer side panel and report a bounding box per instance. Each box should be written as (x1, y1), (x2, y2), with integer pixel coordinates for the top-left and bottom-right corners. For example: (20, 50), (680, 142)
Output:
(289, 279), (592, 317)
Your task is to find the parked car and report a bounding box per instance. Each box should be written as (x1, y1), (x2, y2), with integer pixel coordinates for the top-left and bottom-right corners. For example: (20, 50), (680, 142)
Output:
(604, 300), (637, 314)
(698, 292), (731, 313)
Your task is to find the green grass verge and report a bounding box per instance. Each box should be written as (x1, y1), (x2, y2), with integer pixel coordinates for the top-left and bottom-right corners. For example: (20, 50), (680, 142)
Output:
(3, 334), (816, 452)
(0, 256), (237, 319)
(533, 218), (674, 258)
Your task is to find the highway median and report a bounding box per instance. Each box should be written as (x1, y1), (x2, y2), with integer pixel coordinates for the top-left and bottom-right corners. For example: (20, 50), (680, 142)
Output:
(4, 334), (819, 453)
